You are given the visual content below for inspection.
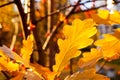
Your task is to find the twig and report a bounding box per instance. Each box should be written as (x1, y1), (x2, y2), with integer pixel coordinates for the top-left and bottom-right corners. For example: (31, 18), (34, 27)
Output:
(43, 0), (81, 73)
(70, 59), (73, 74)
(36, 5), (72, 22)
(1, 71), (11, 79)
(10, 19), (19, 50)
(30, 0), (46, 66)
(14, 0), (30, 39)
(42, 0), (81, 50)
(0, 1), (14, 8)
(42, 21), (61, 50)
(97, 61), (107, 73)
(35, 0), (109, 22)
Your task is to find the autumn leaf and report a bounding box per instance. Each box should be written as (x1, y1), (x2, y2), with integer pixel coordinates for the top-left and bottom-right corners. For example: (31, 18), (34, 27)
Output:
(91, 10), (109, 25)
(10, 71), (24, 80)
(7, 61), (19, 72)
(0, 45), (24, 64)
(53, 19), (97, 76)
(24, 69), (44, 80)
(59, 13), (65, 21)
(0, 34), (34, 71)
(30, 63), (57, 80)
(92, 9), (120, 25)
(78, 48), (103, 68)
(94, 28), (120, 61)
(109, 11), (120, 24)
(0, 50), (19, 72)
(21, 34), (34, 67)
(0, 50), (11, 71)
(64, 68), (110, 80)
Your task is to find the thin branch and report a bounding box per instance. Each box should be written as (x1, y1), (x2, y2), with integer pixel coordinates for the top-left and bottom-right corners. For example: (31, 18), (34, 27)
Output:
(43, 0), (105, 49)
(30, 0), (46, 66)
(83, 4), (89, 10)
(36, 5), (72, 22)
(36, 0), (120, 23)
(70, 59), (73, 74)
(1, 71), (11, 79)
(43, 0), (114, 50)
(114, 0), (120, 4)
(42, 0), (81, 50)
(14, 0), (30, 39)
(0, 1), (14, 8)
(35, 0), (107, 22)
(97, 61), (107, 73)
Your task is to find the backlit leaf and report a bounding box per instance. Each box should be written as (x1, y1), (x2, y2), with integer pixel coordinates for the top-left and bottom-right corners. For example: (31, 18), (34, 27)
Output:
(30, 63), (56, 80)
(0, 45), (24, 63)
(0, 50), (19, 72)
(53, 19), (97, 76)
(78, 48), (103, 68)
(21, 34), (34, 67)
(92, 9), (120, 25)
(64, 68), (110, 80)
(95, 28), (120, 61)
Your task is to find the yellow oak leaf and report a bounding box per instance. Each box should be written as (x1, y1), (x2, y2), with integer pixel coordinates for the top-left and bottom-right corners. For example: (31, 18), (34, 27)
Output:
(0, 45), (24, 65)
(0, 50), (19, 72)
(109, 11), (120, 24)
(92, 9), (110, 25)
(78, 48), (103, 68)
(0, 51), (10, 71)
(97, 9), (109, 20)
(53, 19), (97, 76)
(30, 63), (57, 80)
(21, 34), (34, 67)
(92, 9), (120, 25)
(7, 61), (19, 72)
(64, 68), (110, 80)
(95, 28), (120, 61)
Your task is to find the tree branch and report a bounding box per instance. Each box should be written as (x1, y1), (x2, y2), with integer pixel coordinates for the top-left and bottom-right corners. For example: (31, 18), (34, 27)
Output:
(30, 0), (46, 66)
(0, 1), (14, 8)
(36, 0), (120, 23)
(42, 0), (81, 50)
(14, 0), (30, 39)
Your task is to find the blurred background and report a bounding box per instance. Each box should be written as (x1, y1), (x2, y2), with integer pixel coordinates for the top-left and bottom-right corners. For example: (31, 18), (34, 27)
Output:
(0, 0), (120, 80)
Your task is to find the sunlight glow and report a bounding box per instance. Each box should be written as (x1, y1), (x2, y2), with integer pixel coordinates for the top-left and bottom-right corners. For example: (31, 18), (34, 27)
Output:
(107, 0), (114, 14)
(107, 0), (114, 9)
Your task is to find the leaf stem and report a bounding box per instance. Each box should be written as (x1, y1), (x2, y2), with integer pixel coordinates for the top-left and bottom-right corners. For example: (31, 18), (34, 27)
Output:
(97, 60), (107, 73)
(1, 71), (11, 79)
(70, 59), (73, 74)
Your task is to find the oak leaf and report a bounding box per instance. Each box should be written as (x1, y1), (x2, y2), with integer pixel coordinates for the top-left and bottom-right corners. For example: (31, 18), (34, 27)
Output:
(64, 68), (110, 80)
(78, 48), (103, 68)
(92, 9), (120, 25)
(21, 34), (34, 67)
(0, 50), (19, 72)
(94, 28), (120, 61)
(53, 19), (97, 76)
(30, 63), (56, 80)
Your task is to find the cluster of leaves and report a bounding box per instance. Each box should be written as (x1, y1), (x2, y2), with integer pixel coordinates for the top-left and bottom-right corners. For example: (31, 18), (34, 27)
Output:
(1, 9), (120, 80)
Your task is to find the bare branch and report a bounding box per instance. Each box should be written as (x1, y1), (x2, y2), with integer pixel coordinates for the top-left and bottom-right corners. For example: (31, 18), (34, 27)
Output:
(42, 0), (81, 50)
(14, 0), (30, 39)
(36, 0), (120, 23)
(97, 61), (107, 73)
(0, 1), (14, 8)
